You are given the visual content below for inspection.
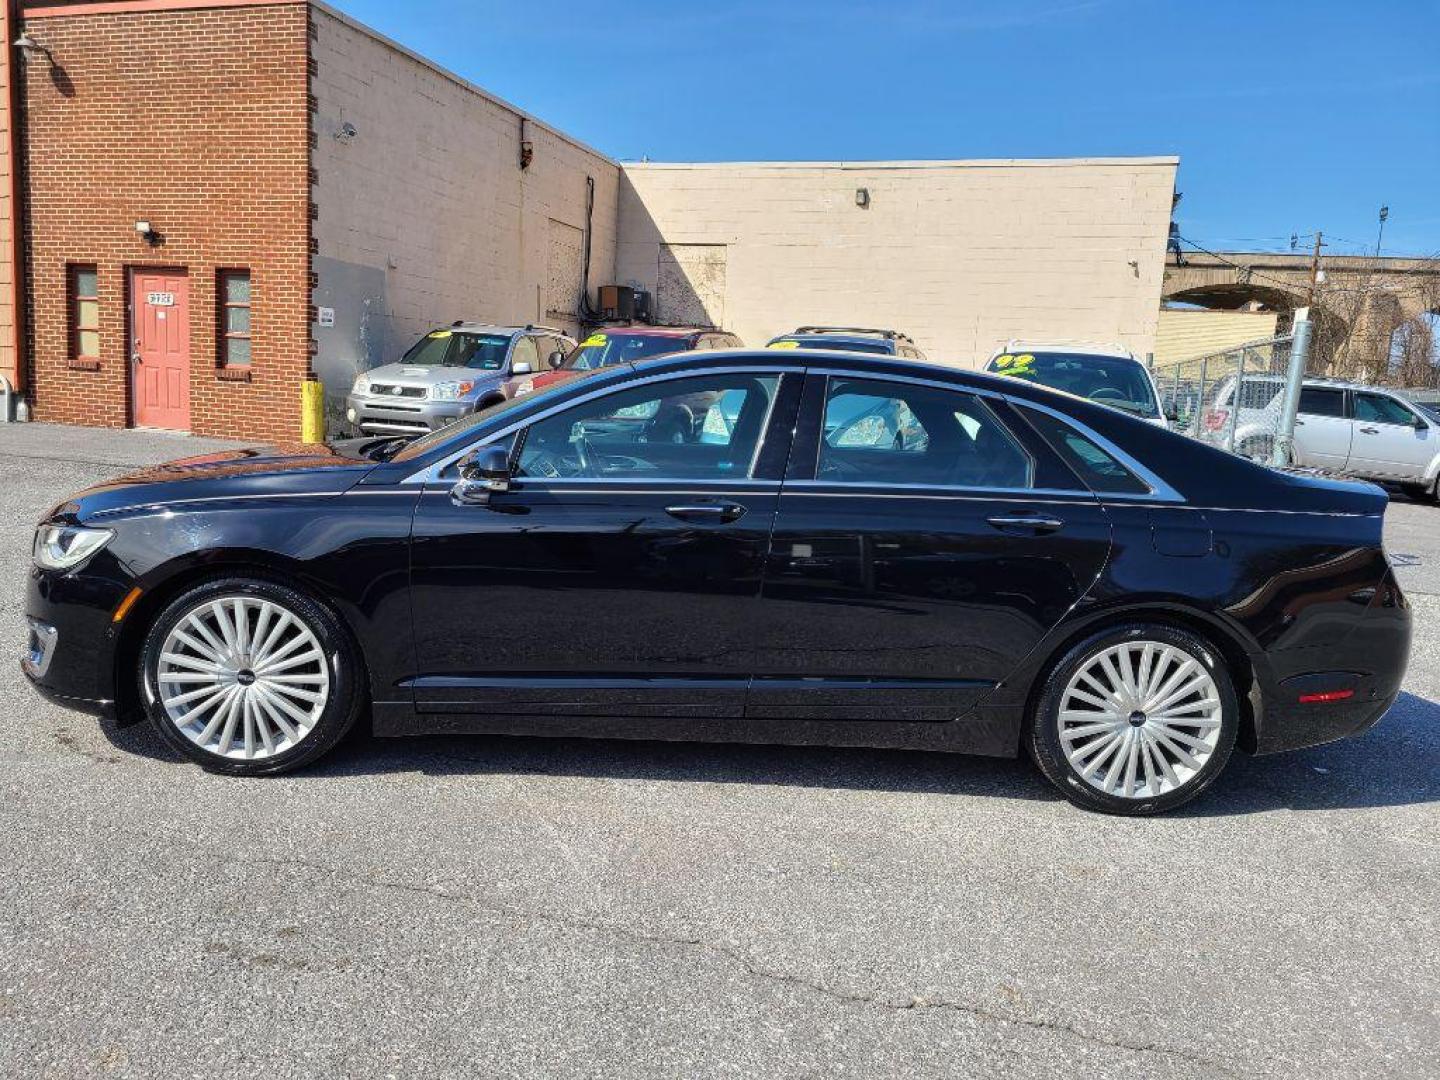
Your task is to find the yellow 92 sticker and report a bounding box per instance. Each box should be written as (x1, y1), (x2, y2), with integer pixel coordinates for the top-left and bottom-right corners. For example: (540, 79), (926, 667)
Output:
(993, 353), (1036, 376)
(428, 330), (453, 339)
(767, 340), (801, 349)
(581, 334), (608, 347)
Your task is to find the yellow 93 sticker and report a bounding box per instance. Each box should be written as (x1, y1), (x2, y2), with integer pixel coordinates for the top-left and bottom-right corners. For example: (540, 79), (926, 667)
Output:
(428, 330), (453, 339)
(767, 340), (801, 349)
(581, 334), (608, 347)
(993, 353), (1036, 376)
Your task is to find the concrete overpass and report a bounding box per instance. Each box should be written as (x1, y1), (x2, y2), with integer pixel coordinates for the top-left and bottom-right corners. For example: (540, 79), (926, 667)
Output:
(1163, 251), (1440, 375)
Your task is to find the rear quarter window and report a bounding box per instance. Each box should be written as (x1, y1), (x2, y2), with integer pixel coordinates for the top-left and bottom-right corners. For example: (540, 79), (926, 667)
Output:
(1020, 408), (1151, 495)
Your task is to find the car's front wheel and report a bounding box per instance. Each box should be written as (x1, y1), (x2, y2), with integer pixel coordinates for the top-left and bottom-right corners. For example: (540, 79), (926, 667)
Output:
(1027, 624), (1239, 815)
(139, 577), (364, 776)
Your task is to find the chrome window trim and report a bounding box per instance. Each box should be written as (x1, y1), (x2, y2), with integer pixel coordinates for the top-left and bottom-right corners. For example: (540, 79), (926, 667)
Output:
(402, 364), (796, 484)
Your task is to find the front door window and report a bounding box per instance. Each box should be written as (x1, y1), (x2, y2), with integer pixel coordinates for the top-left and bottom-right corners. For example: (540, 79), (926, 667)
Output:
(518, 373), (780, 481)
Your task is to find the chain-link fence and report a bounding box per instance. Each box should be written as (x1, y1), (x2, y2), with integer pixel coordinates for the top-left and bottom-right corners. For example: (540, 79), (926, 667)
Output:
(1154, 335), (1297, 464)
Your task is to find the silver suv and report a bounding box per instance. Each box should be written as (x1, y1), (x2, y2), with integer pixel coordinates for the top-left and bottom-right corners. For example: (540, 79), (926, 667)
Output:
(346, 324), (575, 436)
(1203, 376), (1440, 497)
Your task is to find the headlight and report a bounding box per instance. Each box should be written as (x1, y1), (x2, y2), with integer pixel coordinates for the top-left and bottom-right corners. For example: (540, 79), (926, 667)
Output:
(351, 374), (370, 395)
(33, 525), (114, 571)
(430, 381), (475, 401)
(515, 380), (535, 397)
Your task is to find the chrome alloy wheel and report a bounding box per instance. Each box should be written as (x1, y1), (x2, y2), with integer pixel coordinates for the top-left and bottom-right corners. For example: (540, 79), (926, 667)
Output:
(156, 595), (331, 761)
(1057, 640), (1224, 800)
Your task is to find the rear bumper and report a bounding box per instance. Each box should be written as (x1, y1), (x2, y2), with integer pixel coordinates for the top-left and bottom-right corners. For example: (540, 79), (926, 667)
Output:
(1248, 569), (1412, 755)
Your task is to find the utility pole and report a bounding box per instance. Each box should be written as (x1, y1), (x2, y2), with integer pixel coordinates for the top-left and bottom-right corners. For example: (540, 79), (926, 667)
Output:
(1376, 205), (1389, 256)
(1307, 231), (1325, 304)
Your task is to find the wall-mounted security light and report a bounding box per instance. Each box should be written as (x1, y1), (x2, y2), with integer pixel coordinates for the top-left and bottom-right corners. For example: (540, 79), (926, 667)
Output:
(14, 32), (48, 59)
(855, 188), (870, 209)
(334, 121), (358, 143)
(135, 220), (162, 247)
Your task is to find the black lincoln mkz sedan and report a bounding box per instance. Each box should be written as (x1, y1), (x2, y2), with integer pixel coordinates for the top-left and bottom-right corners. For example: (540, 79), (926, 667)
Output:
(24, 350), (1411, 814)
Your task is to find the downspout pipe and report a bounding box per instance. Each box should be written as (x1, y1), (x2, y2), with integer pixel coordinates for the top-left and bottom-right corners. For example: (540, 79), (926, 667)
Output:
(3, 0), (30, 404)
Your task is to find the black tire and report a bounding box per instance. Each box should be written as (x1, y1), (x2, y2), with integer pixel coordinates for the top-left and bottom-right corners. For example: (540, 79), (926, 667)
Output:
(139, 577), (365, 776)
(1027, 623), (1239, 816)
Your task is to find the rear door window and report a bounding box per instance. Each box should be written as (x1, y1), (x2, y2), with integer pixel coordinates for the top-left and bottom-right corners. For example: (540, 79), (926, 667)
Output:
(1298, 387), (1346, 418)
(818, 378), (1032, 489)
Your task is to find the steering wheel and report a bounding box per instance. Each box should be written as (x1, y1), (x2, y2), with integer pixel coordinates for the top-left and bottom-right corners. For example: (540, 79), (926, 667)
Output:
(1089, 387), (1126, 401)
(571, 433), (599, 477)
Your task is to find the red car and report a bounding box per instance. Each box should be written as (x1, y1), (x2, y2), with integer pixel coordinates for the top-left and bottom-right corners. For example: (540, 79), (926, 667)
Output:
(510, 326), (743, 398)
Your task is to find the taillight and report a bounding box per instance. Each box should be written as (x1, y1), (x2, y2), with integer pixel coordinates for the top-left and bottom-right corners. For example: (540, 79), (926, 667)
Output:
(1298, 689), (1355, 704)
(1203, 409), (1229, 431)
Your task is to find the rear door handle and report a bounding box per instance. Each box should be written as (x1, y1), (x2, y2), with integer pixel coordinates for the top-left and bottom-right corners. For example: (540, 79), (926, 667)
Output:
(665, 502), (746, 524)
(1359, 427), (1379, 435)
(987, 513), (1064, 534)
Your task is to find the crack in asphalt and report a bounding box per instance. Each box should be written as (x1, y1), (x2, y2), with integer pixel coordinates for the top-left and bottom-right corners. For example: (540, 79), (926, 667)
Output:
(130, 829), (1231, 1074)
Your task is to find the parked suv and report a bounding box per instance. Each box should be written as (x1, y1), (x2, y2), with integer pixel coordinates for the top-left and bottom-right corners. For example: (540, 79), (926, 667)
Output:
(984, 342), (1171, 428)
(767, 326), (926, 359)
(511, 326), (743, 397)
(347, 324), (575, 436)
(1203, 377), (1440, 496)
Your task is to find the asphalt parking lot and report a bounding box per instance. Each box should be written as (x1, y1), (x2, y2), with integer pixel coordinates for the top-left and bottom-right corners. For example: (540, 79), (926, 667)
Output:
(2, 423), (1437, 1080)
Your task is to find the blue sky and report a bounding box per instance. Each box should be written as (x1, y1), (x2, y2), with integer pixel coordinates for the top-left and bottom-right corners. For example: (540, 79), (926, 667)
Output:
(332, 0), (1440, 257)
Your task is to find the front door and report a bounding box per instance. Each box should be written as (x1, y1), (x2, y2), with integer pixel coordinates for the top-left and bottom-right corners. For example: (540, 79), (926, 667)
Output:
(130, 269), (191, 430)
(748, 373), (1113, 723)
(408, 368), (801, 715)
(1346, 390), (1435, 480)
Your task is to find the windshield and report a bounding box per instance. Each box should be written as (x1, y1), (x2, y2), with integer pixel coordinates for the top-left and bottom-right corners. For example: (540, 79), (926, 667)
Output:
(987, 351), (1160, 418)
(400, 331), (513, 371)
(389, 367), (610, 463)
(771, 337), (894, 355)
(566, 332), (691, 371)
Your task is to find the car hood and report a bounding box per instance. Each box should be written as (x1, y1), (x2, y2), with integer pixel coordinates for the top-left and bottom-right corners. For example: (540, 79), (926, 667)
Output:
(362, 363), (505, 386)
(47, 443), (382, 524)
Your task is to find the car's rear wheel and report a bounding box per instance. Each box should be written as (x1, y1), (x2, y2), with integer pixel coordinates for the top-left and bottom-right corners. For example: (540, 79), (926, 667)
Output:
(1027, 624), (1239, 815)
(139, 578), (364, 776)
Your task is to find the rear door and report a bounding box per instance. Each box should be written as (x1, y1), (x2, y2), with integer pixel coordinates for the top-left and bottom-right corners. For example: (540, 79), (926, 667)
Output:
(748, 371), (1112, 723)
(1292, 386), (1353, 470)
(1347, 391), (1436, 479)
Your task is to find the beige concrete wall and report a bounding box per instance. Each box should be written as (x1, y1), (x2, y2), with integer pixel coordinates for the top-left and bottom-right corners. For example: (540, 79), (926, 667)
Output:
(310, 2), (619, 395)
(617, 158), (1177, 366)
(1155, 307), (1279, 366)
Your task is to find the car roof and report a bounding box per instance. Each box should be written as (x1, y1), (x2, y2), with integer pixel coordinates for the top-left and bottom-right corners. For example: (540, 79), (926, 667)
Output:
(443, 323), (572, 336)
(587, 326), (718, 338)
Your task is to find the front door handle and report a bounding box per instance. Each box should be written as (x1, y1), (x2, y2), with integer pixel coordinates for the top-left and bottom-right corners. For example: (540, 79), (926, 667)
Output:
(987, 513), (1064, 534)
(1359, 426), (1379, 435)
(665, 502), (746, 524)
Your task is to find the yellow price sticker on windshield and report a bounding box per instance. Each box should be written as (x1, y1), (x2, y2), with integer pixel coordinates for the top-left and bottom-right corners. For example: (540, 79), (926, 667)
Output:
(581, 334), (607, 347)
(767, 340), (801, 349)
(428, 330), (453, 339)
(994, 353), (1036, 376)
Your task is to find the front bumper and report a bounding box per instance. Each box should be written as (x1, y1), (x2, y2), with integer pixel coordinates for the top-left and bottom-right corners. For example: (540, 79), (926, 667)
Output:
(345, 393), (471, 435)
(22, 563), (129, 720)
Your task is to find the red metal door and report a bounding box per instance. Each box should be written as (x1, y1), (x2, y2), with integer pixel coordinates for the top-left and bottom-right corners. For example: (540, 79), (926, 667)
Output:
(131, 269), (191, 430)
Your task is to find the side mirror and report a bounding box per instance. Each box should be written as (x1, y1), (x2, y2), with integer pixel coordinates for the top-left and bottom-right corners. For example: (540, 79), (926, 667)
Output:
(1165, 405), (1180, 423)
(452, 444), (512, 505)
(547, 350), (566, 371)
(511, 361), (533, 376)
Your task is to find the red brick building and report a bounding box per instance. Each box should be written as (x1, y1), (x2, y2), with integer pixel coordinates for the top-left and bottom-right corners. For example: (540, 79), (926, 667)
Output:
(0, 0), (619, 440)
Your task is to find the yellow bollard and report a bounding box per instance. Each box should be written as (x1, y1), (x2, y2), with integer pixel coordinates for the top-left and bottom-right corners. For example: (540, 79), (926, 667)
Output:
(300, 379), (326, 444)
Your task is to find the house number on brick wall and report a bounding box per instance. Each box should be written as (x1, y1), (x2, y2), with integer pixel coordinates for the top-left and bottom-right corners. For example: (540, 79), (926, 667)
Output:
(146, 292), (176, 306)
